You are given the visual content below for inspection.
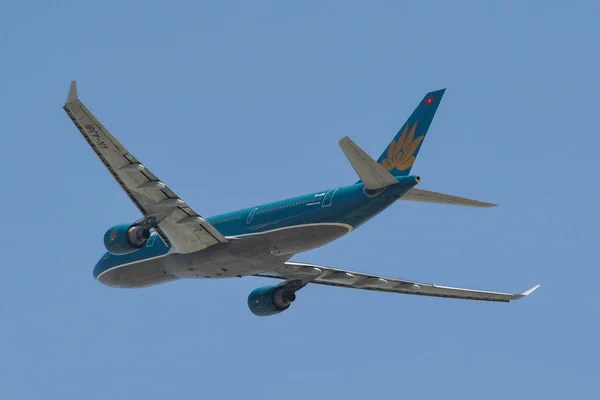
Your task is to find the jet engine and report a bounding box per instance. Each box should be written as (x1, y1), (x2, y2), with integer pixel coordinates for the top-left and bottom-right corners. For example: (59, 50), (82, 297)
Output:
(247, 285), (297, 316)
(103, 223), (151, 255)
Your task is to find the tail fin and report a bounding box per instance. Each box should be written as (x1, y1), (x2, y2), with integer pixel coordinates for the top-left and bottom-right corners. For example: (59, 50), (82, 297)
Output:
(377, 89), (445, 176)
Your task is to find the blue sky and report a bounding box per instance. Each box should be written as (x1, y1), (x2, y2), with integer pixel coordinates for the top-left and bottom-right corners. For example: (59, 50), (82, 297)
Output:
(1, 1), (598, 398)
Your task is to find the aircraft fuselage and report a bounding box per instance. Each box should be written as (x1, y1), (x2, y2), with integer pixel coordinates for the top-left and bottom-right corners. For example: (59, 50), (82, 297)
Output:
(94, 178), (418, 287)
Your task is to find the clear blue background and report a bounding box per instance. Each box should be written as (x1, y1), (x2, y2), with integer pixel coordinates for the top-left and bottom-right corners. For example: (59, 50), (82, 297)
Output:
(1, 1), (598, 398)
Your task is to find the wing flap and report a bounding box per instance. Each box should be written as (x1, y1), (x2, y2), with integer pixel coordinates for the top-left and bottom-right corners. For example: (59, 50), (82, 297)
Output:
(256, 262), (538, 303)
(401, 188), (497, 208)
(63, 81), (227, 253)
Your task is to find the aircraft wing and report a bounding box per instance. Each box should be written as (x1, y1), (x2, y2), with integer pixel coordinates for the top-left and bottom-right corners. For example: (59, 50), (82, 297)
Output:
(256, 262), (539, 303)
(63, 81), (227, 254)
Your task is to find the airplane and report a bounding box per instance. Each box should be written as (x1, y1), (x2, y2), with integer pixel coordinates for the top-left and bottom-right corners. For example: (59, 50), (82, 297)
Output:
(63, 81), (539, 316)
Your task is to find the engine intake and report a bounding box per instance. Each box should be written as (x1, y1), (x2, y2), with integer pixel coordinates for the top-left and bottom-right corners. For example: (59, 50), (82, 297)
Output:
(104, 223), (151, 255)
(247, 285), (297, 316)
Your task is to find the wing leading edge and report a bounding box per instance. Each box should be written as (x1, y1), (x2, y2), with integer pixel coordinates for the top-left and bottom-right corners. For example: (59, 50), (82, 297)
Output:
(256, 262), (539, 303)
(63, 81), (227, 254)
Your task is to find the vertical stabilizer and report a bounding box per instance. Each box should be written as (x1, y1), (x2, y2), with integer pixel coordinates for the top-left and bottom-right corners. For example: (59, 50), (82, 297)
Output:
(377, 89), (445, 176)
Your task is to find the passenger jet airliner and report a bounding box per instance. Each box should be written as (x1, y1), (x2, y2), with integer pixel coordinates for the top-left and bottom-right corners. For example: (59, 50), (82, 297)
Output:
(63, 82), (538, 316)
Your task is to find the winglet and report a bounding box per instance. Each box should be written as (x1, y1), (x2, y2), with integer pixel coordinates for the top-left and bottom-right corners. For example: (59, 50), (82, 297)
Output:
(66, 80), (78, 104)
(521, 284), (541, 296)
(512, 284), (540, 300)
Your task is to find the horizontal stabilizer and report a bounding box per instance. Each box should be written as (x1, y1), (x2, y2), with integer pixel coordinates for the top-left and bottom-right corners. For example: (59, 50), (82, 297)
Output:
(339, 136), (399, 190)
(401, 188), (497, 208)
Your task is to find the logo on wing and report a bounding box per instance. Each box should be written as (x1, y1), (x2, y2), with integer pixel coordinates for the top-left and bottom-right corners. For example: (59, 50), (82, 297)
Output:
(380, 121), (422, 172)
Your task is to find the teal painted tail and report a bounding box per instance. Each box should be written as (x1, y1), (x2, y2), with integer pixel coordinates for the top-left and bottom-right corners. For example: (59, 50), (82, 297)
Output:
(376, 89), (445, 176)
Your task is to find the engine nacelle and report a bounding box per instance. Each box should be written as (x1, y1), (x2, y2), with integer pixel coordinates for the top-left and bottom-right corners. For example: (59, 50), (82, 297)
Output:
(103, 223), (151, 255)
(247, 285), (297, 316)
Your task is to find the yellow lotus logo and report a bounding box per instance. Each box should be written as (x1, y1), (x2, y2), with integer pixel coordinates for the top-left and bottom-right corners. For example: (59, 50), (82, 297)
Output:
(380, 121), (422, 171)
(109, 230), (118, 241)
